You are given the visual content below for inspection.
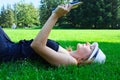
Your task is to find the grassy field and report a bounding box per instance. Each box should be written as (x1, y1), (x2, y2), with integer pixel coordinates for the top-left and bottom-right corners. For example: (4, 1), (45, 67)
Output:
(0, 29), (120, 80)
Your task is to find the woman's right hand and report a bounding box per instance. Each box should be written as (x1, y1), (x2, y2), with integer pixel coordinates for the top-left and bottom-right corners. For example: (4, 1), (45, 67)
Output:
(53, 4), (72, 18)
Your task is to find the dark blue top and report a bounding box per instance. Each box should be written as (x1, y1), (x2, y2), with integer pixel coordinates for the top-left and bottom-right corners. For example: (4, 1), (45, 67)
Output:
(0, 27), (59, 62)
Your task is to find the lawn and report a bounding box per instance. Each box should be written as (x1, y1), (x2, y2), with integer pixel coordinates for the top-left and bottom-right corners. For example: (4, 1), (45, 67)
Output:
(0, 29), (120, 80)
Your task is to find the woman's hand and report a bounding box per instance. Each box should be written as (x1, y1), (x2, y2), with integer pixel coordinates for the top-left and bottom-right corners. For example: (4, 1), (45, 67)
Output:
(53, 4), (72, 18)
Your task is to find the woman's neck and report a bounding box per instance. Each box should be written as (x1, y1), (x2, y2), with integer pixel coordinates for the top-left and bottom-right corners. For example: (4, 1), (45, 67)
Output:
(69, 50), (83, 62)
(69, 51), (78, 59)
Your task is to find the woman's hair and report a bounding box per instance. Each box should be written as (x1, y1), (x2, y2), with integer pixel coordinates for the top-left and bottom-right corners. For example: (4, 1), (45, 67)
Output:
(66, 46), (73, 52)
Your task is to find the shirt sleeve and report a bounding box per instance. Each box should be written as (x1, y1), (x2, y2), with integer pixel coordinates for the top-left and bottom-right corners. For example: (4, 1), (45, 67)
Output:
(46, 39), (59, 52)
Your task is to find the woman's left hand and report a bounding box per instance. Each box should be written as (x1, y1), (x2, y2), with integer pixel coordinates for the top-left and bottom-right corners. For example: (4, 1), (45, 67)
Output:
(53, 4), (72, 18)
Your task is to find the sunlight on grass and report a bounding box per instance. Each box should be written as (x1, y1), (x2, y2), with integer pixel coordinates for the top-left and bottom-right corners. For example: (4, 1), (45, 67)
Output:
(4, 29), (120, 43)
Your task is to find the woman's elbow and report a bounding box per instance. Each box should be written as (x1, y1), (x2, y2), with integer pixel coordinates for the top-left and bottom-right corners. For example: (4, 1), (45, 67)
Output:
(30, 41), (40, 50)
(31, 40), (46, 48)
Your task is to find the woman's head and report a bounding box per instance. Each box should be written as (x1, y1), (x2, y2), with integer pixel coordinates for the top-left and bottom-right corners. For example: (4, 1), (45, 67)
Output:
(71, 42), (94, 62)
(71, 42), (106, 64)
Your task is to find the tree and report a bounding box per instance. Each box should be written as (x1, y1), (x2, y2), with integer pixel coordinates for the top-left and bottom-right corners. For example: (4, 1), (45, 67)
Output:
(0, 5), (14, 28)
(0, 6), (6, 27)
(67, 0), (120, 29)
(112, 0), (120, 28)
(14, 2), (39, 28)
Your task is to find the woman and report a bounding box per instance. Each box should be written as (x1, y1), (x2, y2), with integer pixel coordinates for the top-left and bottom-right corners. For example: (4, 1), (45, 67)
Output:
(0, 4), (106, 66)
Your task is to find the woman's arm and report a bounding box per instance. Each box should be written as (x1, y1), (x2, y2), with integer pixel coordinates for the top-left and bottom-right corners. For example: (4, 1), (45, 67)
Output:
(31, 5), (77, 66)
(31, 13), (58, 47)
(31, 5), (71, 46)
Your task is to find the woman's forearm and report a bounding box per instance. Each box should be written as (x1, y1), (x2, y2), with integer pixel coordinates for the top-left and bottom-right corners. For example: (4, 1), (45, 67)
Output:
(31, 13), (59, 47)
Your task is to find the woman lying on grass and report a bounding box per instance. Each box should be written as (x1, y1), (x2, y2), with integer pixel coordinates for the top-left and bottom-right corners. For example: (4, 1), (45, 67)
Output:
(0, 4), (106, 66)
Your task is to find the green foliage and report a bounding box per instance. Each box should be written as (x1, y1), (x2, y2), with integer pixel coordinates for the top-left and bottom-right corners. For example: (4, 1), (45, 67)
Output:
(65, 0), (120, 29)
(0, 5), (14, 28)
(0, 2), (40, 28)
(56, 0), (120, 29)
(14, 2), (40, 28)
(0, 0), (120, 29)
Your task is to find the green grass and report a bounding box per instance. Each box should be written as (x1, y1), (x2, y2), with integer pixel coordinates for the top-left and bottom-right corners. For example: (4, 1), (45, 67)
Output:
(0, 29), (120, 80)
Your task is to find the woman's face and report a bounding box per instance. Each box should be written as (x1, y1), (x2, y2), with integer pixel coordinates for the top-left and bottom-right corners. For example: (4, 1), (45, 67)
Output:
(76, 42), (94, 60)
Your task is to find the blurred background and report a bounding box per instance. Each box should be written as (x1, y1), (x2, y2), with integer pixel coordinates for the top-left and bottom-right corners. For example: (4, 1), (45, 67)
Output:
(0, 0), (120, 29)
